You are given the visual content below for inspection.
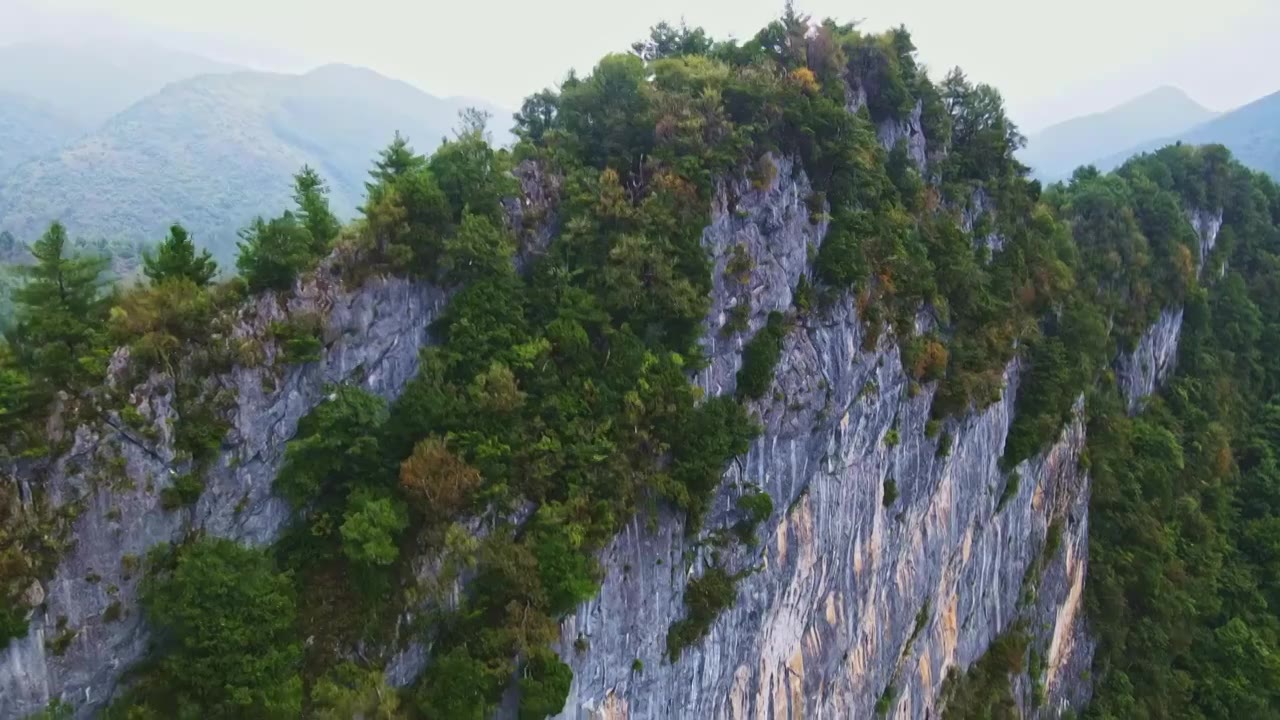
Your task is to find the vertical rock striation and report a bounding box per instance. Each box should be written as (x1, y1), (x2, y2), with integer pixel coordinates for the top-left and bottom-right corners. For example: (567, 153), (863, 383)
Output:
(552, 163), (1221, 719)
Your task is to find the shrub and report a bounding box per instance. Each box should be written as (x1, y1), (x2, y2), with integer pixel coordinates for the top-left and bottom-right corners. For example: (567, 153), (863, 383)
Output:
(736, 311), (787, 400)
(159, 473), (204, 510)
(666, 566), (740, 660)
(883, 478), (899, 507)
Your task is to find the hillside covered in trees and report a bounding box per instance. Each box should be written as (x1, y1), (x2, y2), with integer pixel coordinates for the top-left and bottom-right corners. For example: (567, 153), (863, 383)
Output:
(0, 62), (510, 265)
(2, 7), (1280, 720)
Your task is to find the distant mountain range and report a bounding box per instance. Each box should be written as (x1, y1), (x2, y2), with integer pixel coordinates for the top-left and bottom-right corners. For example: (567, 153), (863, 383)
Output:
(1086, 89), (1280, 178)
(1024, 84), (1280, 184)
(1021, 86), (1218, 181)
(0, 41), (511, 263)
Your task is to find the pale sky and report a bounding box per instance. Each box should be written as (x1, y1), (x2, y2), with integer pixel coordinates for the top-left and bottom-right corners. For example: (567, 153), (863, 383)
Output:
(8, 0), (1280, 133)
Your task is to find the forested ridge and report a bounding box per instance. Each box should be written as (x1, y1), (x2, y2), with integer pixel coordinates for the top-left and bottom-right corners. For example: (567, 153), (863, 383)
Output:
(2, 7), (1280, 719)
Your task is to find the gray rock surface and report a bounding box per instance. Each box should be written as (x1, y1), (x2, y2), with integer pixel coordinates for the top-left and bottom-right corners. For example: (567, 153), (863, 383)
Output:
(0, 114), (1224, 720)
(1115, 208), (1221, 412)
(0, 272), (446, 719)
(550, 166), (1220, 720)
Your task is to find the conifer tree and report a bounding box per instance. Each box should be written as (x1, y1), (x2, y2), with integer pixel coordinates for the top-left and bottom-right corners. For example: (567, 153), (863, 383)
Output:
(143, 224), (217, 287)
(293, 166), (341, 254)
(10, 221), (108, 387)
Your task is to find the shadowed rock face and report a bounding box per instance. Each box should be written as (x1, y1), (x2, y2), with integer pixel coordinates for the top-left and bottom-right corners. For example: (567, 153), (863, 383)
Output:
(0, 273), (447, 719)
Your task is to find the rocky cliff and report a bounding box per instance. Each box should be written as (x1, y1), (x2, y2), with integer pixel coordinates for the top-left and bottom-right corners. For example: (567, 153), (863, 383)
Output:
(0, 272), (447, 719)
(0, 136), (1221, 720)
(550, 156), (1220, 719)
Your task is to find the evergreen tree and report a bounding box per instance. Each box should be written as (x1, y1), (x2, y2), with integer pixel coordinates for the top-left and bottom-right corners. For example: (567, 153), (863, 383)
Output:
(10, 221), (108, 387)
(366, 132), (426, 191)
(293, 166), (341, 255)
(143, 224), (217, 287)
(235, 213), (315, 292)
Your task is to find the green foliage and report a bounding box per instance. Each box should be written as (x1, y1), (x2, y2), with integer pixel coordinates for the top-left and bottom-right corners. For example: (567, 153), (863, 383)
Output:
(235, 212), (316, 292)
(518, 647), (573, 720)
(276, 385), (389, 508)
(875, 685), (896, 716)
(735, 311), (787, 399)
(666, 566), (741, 661)
(268, 315), (324, 364)
(143, 224), (217, 287)
(159, 473), (204, 510)
(7, 221), (109, 389)
(733, 489), (774, 543)
(883, 478), (899, 507)
(940, 628), (1028, 719)
(292, 166), (341, 254)
(338, 491), (408, 568)
(124, 539), (302, 719)
(23, 700), (74, 720)
(0, 67), (509, 265)
(310, 662), (405, 720)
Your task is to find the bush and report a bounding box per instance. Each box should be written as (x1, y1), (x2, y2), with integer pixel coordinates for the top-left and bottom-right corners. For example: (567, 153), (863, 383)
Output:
(666, 566), (740, 661)
(883, 478), (899, 507)
(736, 311), (787, 400)
(133, 539), (302, 718)
(159, 473), (204, 510)
(235, 212), (317, 293)
(269, 315), (324, 364)
(733, 489), (774, 543)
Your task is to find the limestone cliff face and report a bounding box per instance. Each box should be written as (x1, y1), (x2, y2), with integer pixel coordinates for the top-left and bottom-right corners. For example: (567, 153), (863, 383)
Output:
(0, 129), (1220, 720)
(551, 162), (1220, 719)
(0, 272), (447, 719)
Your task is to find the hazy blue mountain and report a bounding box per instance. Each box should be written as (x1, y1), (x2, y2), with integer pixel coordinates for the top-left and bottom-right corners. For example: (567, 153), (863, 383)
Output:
(1088, 89), (1280, 179)
(0, 41), (243, 128)
(0, 65), (512, 263)
(1022, 86), (1217, 180)
(0, 91), (86, 176)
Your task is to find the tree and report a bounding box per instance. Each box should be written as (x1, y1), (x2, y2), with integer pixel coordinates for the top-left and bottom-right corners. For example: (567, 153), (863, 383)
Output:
(293, 166), (341, 254)
(276, 385), (388, 508)
(9, 221), (108, 386)
(235, 213), (315, 292)
(312, 662), (405, 720)
(517, 647), (572, 720)
(366, 132), (426, 191)
(140, 539), (301, 719)
(428, 114), (515, 222)
(143, 224), (217, 287)
(399, 436), (482, 520)
(339, 491), (409, 567)
(441, 213), (515, 285)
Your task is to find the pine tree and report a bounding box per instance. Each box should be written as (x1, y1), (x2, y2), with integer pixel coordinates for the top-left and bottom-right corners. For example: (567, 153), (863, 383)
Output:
(366, 132), (426, 192)
(235, 213), (315, 292)
(293, 166), (341, 255)
(143, 224), (218, 286)
(10, 222), (108, 387)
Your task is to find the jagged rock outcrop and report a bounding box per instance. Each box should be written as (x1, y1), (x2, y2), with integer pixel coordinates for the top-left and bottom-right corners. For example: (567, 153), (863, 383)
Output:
(551, 163), (1220, 719)
(0, 273), (446, 719)
(1114, 208), (1221, 412)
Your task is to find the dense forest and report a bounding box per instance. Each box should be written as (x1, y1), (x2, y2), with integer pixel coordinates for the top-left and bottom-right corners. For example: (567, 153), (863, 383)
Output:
(2, 7), (1280, 719)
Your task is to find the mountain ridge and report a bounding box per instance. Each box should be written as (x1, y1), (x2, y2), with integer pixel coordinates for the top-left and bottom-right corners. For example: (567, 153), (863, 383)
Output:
(1021, 85), (1216, 180)
(0, 64), (512, 262)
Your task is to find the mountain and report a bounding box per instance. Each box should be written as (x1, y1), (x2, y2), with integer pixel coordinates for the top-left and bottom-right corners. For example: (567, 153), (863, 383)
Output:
(0, 91), (86, 176)
(0, 41), (243, 128)
(1088, 89), (1280, 178)
(1021, 86), (1216, 180)
(0, 64), (511, 263)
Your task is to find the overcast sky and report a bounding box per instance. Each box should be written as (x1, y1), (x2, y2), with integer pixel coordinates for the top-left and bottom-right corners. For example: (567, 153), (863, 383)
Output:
(9, 0), (1280, 133)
